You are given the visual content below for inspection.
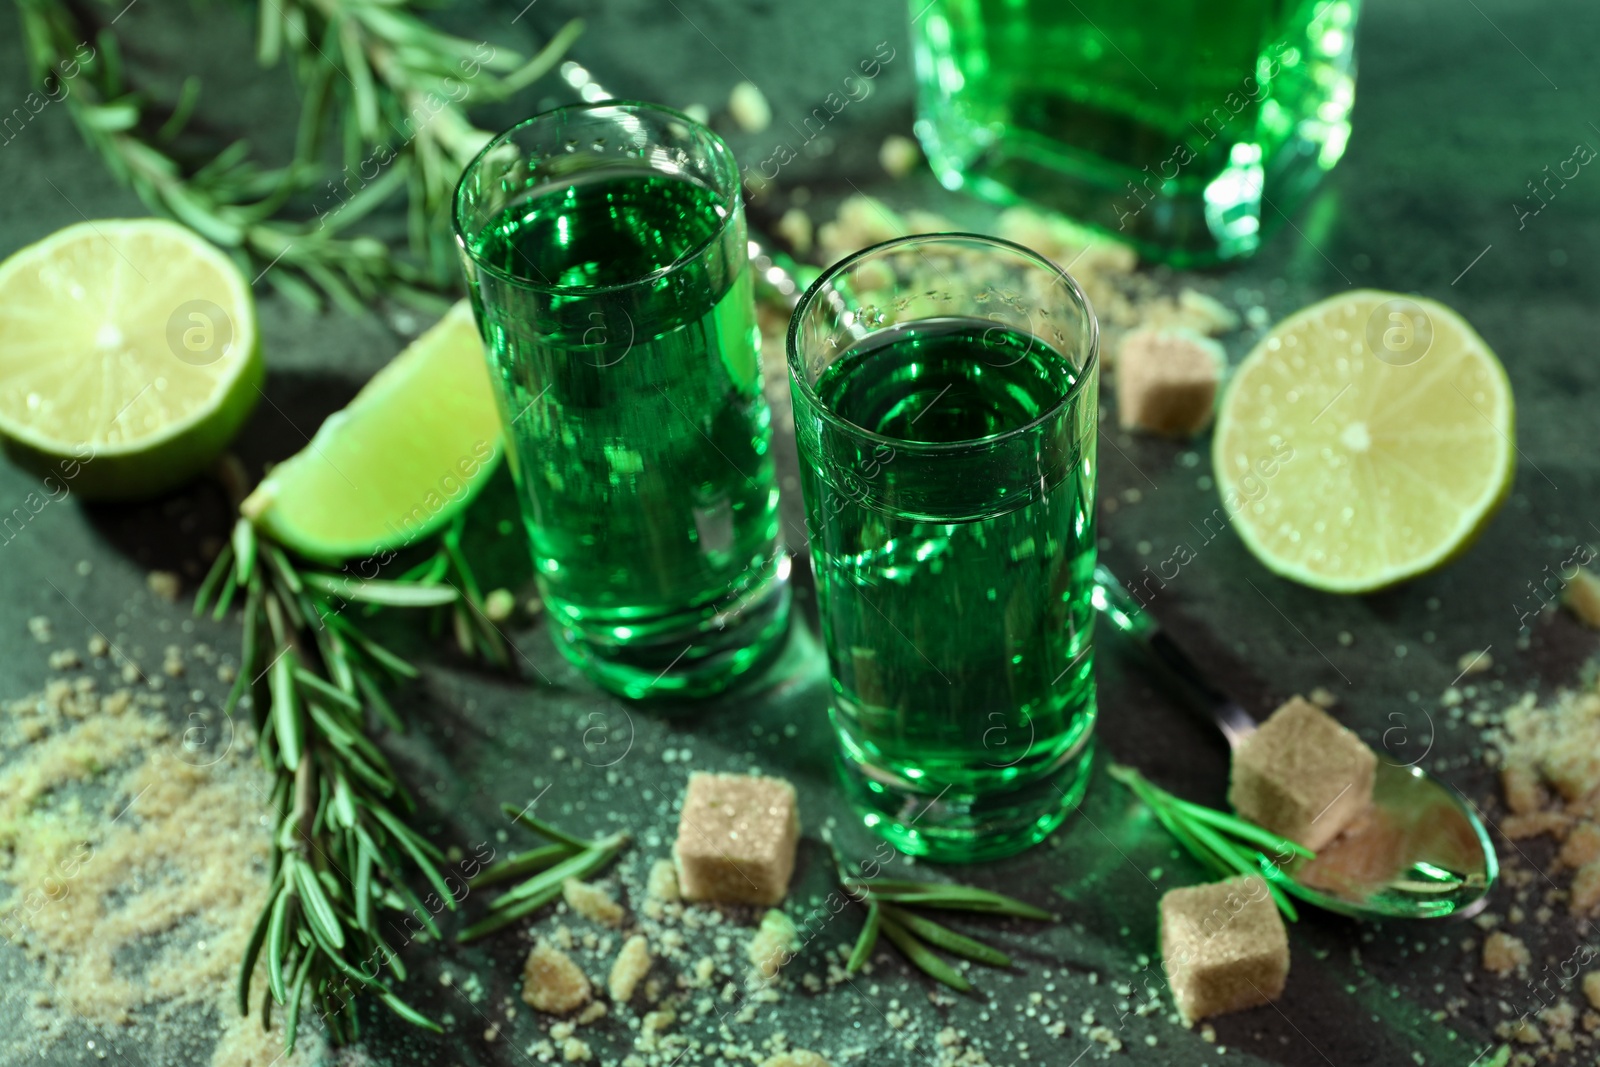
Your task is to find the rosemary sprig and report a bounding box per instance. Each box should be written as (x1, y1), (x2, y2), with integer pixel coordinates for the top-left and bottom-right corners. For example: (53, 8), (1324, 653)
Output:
(456, 805), (630, 943)
(838, 864), (1052, 993)
(14, 0), (579, 310)
(1107, 763), (1314, 921)
(198, 516), (506, 1051)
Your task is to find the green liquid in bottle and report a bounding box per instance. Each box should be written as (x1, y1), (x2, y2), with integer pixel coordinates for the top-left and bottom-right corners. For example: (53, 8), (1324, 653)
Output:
(798, 319), (1097, 860)
(913, 0), (1359, 264)
(468, 171), (788, 698)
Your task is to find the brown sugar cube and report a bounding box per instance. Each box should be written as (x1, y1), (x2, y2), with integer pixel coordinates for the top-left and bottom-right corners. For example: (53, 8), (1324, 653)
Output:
(1563, 568), (1600, 628)
(1160, 874), (1288, 1024)
(521, 941), (591, 1014)
(1228, 696), (1377, 852)
(674, 772), (798, 906)
(1116, 327), (1225, 437)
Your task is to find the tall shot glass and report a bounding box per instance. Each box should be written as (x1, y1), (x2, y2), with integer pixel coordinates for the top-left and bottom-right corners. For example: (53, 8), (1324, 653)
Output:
(453, 103), (790, 700)
(787, 234), (1099, 861)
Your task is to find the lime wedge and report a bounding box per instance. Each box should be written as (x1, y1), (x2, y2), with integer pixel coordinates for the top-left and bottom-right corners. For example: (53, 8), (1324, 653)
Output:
(1213, 290), (1514, 593)
(0, 218), (261, 499)
(242, 301), (502, 562)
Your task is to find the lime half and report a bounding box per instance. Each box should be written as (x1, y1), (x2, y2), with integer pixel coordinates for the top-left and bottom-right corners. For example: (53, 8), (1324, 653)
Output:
(1213, 290), (1514, 593)
(0, 218), (262, 499)
(242, 301), (503, 562)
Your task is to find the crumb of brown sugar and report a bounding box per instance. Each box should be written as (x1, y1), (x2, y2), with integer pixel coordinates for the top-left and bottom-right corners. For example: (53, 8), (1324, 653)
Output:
(1177, 288), (1240, 334)
(729, 82), (771, 133)
(1116, 327), (1225, 438)
(747, 908), (799, 982)
(647, 858), (680, 902)
(1458, 649), (1495, 675)
(86, 634), (108, 658)
(1309, 687), (1338, 709)
(576, 1001), (607, 1026)
(27, 616), (52, 642)
(560, 1036), (593, 1062)
(608, 934), (652, 1004)
(1583, 972), (1600, 1010)
(776, 208), (813, 257)
(564, 878), (624, 928)
(674, 772), (798, 906)
(1561, 569), (1600, 627)
(1482, 932), (1531, 976)
(146, 570), (181, 602)
(1229, 696), (1377, 851)
(522, 941), (592, 1014)
(47, 649), (80, 671)
(879, 134), (920, 178)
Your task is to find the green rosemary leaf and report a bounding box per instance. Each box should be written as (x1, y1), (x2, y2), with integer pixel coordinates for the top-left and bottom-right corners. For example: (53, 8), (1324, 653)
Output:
(365, 804), (451, 907)
(457, 882), (564, 943)
(355, 669), (404, 733)
(489, 833), (628, 912)
(284, 947), (314, 1052)
(293, 860), (346, 951)
(304, 572), (458, 607)
(850, 884), (1053, 921)
(296, 666), (363, 712)
(353, 836), (374, 933)
(233, 517), (258, 586)
(237, 867), (282, 1015)
(1166, 794), (1315, 860)
(878, 905), (1011, 968)
(212, 567), (240, 620)
(500, 802), (595, 852)
(374, 989), (443, 1034)
(328, 740), (395, 798)
(270, 653), (302, 772)
(879, 914), (970, 993)
(847, 903), (880, 975)
(331, 771), (358, 831)
(267, 875), (294, 1005)
(468, 843), (577, 889)
(195, 542), (234, 618)
(264, 543), (303, 595)
(329, 616), (418, 679)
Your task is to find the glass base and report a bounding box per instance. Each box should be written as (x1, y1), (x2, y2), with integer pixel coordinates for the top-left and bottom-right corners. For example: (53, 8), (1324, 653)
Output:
(837, 725), (1097, 863)
(548, 558), (792, 701)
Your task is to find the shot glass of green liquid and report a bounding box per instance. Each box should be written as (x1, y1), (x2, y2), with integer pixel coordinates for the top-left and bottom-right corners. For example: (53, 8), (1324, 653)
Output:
(788, 234), (1099, 861)
(453, 103), (790, 700)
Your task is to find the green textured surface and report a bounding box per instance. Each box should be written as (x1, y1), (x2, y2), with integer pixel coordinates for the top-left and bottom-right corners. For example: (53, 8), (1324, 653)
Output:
(1, 0), (1596, 1064)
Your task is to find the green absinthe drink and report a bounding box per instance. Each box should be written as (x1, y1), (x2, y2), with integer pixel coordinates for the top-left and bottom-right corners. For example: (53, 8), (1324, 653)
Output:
(790, 236), (1099, 862)
(455, 104), (788, 700)
(911, 0), (1360, 265)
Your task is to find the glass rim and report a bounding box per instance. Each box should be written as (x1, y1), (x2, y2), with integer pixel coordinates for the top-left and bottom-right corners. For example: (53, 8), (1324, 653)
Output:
(450, 100), (740, 296)
(786, 232), (1101, 455)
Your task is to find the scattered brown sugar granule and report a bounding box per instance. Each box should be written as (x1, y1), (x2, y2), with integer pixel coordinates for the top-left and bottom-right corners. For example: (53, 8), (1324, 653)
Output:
(646, 858), (680, 902)
(608, 934), (652, 1004)
(1482, 931), (1532, 975)
(1570, 861), (1600, 915)
(522, 941), (592, 1014)
(1228, 696), (1377, 851)
(1562, 823), (1600, 868)
(146, 570), (181, 602)
(674, 772), (799, 906)
(748, 908), (800, 981)
(1583, 971), (1600, 1011)
(1562, 568), (1600, 627)
(1159, 874), (1288, 1024)
(1115, 327), (1225, 438)
(563, 877), (624, 928)
(760, 1053), (834, 1067)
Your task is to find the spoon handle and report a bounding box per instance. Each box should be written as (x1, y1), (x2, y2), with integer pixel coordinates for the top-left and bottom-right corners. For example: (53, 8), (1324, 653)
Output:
(1092, 565), (1259, 750)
